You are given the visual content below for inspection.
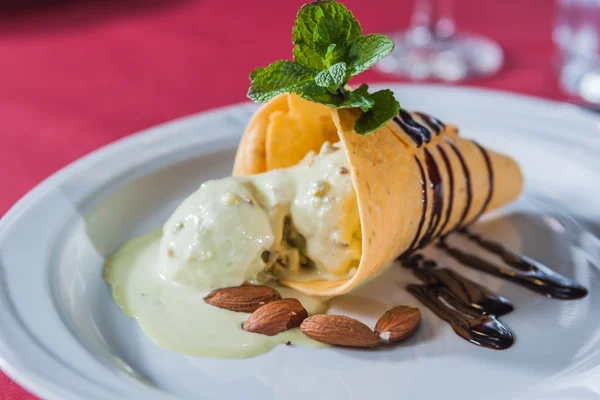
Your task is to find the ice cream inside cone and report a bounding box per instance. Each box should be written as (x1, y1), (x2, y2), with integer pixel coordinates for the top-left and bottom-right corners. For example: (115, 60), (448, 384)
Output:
(233, 94), (523, 296)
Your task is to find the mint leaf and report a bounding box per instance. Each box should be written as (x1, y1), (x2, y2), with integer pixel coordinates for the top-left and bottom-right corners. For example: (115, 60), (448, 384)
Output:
(347, 34), (395, 75)
(301, 83), (374, 113)
(292, 0), (361, 70)
(300, 83), (343, 106)
(314, 17), (346, 57)
(248, 61), (318, 102)
(249, 67), (264, 80)
(315, 62), (347, 92)
(325, 43), (345, 67)
(354, 89), (401, 135)
(341, 84), (373, 112)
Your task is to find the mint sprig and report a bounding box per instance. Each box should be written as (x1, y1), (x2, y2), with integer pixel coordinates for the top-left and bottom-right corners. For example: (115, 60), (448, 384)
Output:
(247, 61), (318, 103)
(247, 0), (400, 135)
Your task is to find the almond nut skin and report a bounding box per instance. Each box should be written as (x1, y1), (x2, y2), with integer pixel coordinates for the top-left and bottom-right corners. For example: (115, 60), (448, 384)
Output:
(300, 315), (379, 348)
(243, 298), (308, 336)
(204, 285), (282, 313)
(375, 306), (421, 343)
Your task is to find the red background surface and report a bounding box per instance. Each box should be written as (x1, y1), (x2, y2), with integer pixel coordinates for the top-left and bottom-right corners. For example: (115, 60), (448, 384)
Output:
(0, 0), (557, 398)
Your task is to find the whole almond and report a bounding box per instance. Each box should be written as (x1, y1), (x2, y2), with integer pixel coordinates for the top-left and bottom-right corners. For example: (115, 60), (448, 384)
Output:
(243, 298), (308, 336)
(375, 305), (421, 343)
(300, 314), (379, 348)
(204, 285), (281, 312)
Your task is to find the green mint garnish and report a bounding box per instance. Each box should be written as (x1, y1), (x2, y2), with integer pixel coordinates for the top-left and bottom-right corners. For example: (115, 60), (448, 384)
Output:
(354, 89), (400, 133)
(247, 0), (400, 135)
(247, 61), (318, 103)
(314, 62), (347, 92)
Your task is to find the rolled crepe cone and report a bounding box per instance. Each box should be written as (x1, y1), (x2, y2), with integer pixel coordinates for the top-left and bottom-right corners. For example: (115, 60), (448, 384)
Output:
(234, 94), (523, 296)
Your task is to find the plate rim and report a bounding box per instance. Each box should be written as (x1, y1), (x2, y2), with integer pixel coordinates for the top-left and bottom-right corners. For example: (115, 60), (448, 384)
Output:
(1, 83), (599, 400)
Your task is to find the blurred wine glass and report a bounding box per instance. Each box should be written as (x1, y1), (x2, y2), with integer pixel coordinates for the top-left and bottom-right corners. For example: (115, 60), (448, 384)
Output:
(554, 0), (600, 106)
(376, 0), (503, 81)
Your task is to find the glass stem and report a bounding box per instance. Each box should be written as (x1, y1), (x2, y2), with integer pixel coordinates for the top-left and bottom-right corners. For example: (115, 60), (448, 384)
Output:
(435, 0), (456, 39)
(410, 0), (456, 44)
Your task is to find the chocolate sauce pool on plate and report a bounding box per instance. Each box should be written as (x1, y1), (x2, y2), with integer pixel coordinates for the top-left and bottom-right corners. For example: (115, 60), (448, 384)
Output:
(403, 255), (514, 350)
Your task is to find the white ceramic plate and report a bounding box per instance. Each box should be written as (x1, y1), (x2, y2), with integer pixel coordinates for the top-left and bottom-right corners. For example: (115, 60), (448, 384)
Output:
(1, 85), (600, 400)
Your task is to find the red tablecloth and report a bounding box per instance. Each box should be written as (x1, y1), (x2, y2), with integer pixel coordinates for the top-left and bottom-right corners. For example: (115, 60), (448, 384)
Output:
(0, 0), (556, 398)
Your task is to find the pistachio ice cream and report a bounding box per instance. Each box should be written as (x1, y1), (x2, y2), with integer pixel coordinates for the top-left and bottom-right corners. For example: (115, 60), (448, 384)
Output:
(103, 142), (357, 357)
(157, 142), (361, 290)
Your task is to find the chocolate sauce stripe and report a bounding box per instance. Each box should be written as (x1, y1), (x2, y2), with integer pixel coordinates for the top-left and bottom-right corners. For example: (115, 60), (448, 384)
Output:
(401, 109), (433, 143)
(437, 287), (488, 318)
(436, 269), (480, 311)
(393, 110), (432, 147)
(414, 112), (445, 135)
(417, 268), (510, 317)
(407, 280), (514, 350)
(418, 148), (444, 247)
(447, 230), (589, 300)
(401, 156), (428, 256)
(393, 116), (422, 147)
(407, 256), (515, 316)
(444, 138), (473, 232)
(435, 143), (455, 237)
(467, 142), (494, 226)
(407, 284), (468, 324)
(403, 255), (515, 349)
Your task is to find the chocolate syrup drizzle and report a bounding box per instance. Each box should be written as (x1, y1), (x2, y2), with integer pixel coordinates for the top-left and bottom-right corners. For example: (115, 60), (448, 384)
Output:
(414, 112), (445, 134)
(439, 230), (589, 300)
(393, 111), (589, 350)
(445, 138), (473, 230)
(401, 156), (428, 258)
(418, 148), (443, 247)
(435, 144), (454, 236)
(468, 142), (495, 225)
(403, 254), (514, 350)
(393, 109), (432, 147)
